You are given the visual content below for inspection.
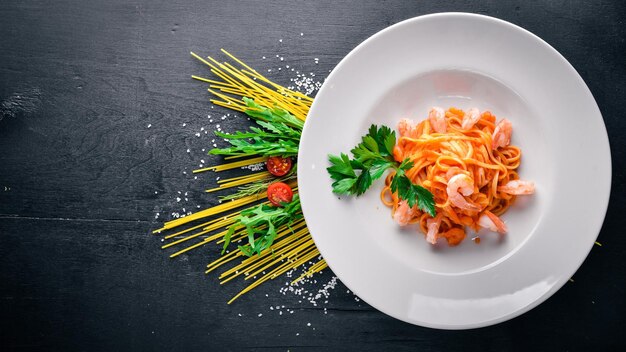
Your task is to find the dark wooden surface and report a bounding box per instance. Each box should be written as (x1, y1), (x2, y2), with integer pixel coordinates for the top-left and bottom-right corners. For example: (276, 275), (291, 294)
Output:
(1, 1), (624, 350)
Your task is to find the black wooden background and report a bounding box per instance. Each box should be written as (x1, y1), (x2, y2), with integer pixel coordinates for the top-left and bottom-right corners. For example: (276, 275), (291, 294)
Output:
(1, 1), (624, 351)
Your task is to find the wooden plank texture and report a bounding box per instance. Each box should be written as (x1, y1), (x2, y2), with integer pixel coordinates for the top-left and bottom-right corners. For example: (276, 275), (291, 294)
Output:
(1, 0), (624, 350)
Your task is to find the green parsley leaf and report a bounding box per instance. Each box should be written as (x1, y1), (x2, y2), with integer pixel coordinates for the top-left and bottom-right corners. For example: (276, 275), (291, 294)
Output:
(327, 124), (436, 217)
(355, 169), (372, 195)
(369, 159), (393, 180)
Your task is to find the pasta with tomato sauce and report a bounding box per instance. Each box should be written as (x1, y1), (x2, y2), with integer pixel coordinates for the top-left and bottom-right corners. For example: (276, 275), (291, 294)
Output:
(380, 107), (534, 246)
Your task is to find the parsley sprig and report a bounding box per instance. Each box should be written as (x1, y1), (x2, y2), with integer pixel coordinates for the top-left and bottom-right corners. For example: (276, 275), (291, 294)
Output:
(327, 125), (436, 217)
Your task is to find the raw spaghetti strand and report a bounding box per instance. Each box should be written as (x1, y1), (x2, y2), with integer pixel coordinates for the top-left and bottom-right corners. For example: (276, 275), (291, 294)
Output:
(155, 50), (323, 304)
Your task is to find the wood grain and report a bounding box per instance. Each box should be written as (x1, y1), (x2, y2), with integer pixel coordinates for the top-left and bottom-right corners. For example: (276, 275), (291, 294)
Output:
(1, 0), (624, 350)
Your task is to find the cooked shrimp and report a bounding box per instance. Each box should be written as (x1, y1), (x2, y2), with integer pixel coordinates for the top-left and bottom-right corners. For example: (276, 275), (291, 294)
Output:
(428, 106), (447, 133)
(492, 118), (512, 150)
(478, 210), (507, 234)
(446, 174), (482, 212)
(397, 118), (415, 137)
(425, 213), (443, 244)
(393, 200), (415, 226)
(461, 108), (480, 130)
(498, 180), (535, 195)
(445, 167), (465, 180)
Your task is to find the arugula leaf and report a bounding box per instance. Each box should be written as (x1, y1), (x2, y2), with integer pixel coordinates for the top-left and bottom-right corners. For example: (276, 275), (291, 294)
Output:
(327, 124), (436, 217)
(242, 97), (304, 130)
(223, 195), (302, 256)
(209, 98), (303, 157)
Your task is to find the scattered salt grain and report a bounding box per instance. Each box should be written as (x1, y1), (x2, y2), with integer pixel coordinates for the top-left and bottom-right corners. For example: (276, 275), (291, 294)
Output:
(147, 124), (152, 128)
(176, 197), (181, 202)
(182, 123), (186, 127)
(186, 149), (190, 153)
(300, 32), (304, 36)
(258, 313), (262, 317)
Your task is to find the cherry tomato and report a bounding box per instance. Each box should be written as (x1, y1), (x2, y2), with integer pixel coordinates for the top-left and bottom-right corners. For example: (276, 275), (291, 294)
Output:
(266, 156), (292, 177)
(267, 182), (293, 206)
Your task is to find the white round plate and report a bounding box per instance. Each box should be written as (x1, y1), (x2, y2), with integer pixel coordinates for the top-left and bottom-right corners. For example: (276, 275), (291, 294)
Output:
(297, 13), (611, 329)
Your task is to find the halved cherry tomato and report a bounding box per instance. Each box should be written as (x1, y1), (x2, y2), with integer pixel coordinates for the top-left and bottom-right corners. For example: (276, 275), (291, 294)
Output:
(267, 182), (293, 206)
(266, 156), (292, 177)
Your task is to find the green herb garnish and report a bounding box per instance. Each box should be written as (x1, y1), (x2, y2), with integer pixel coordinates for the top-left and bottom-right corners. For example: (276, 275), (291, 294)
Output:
(223, 195), (302, 256)
(209, 98), (303, 157)
(327, 124), (436, 217)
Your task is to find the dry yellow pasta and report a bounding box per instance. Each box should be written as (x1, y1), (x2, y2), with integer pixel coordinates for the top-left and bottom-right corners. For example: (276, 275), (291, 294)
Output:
(155, 50), (324, 304)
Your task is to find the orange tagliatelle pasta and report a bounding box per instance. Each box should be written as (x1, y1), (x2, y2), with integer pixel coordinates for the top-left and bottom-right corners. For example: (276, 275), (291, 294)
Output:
(380, 107), (535, 246)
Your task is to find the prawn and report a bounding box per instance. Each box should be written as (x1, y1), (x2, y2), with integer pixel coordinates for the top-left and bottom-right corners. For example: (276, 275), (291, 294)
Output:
(492, 119), (512, 150)
(445, 167), (466, 180)
(498, 180), (535, 195)
(478, 210), (507, 234)
(393, 200), (415, 226)
(397, 118), (416, 137)
(428, 106), (447, 133)
(446, 174), (482, 212)
(425, 213), (443, 244)
(461, 108), (481, 130)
